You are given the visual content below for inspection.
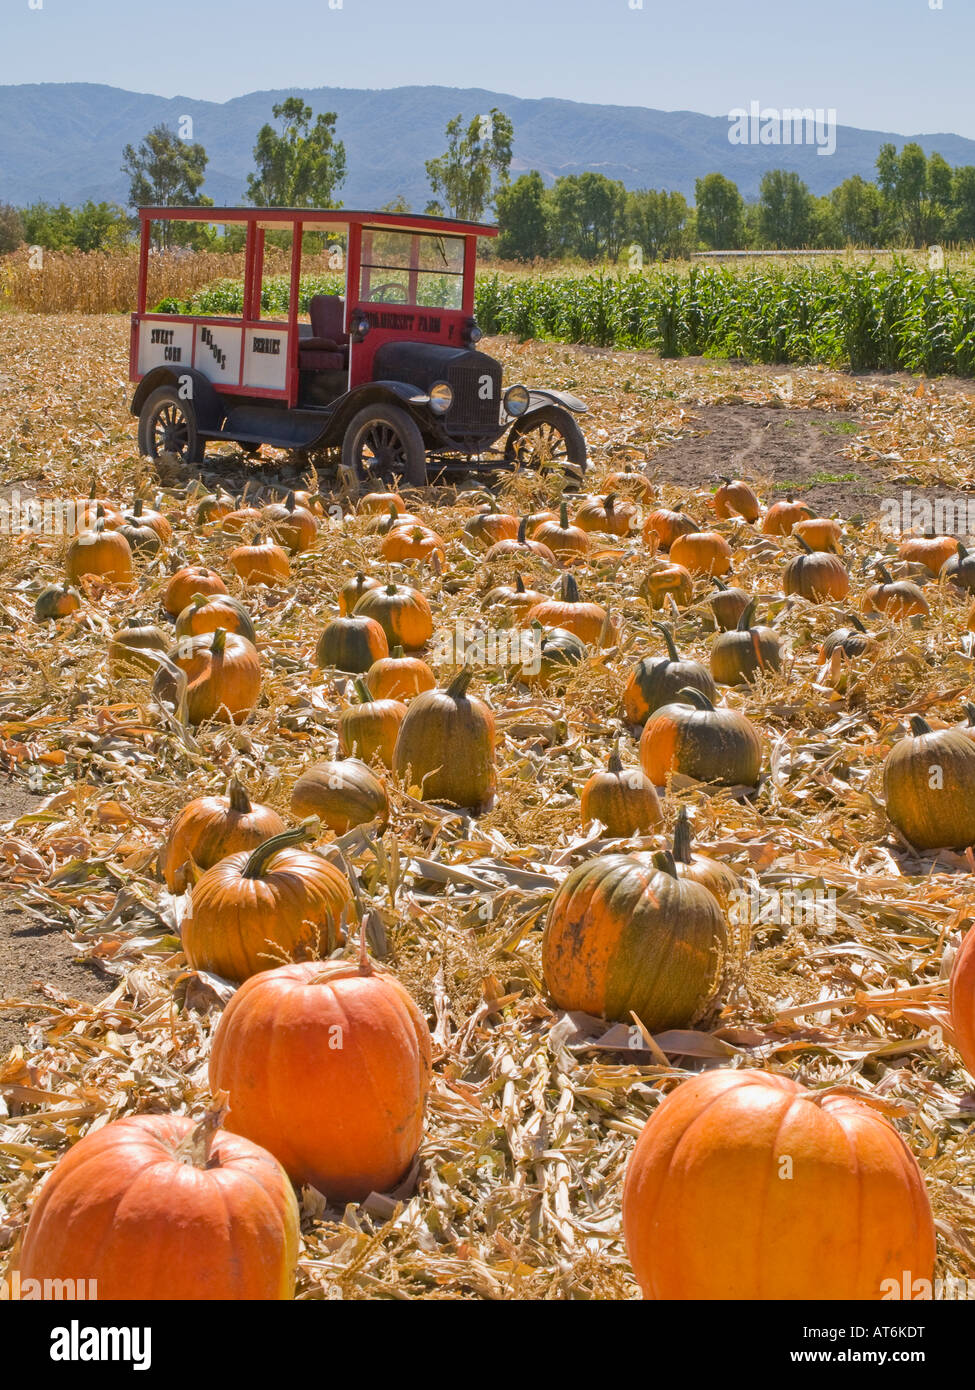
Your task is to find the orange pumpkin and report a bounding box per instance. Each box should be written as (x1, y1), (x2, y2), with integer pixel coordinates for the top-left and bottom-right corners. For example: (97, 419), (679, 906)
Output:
(219, 505), (263, 534)
(210, 931), (432, 1203)
(622, 1069), (935, 1300)
(668, 530), (732, 578)
(542, 850), (727, 1028)
(338, 571), (383, 616)
(941, 542), (975, 595)
(365, 646), (436, 700)
(862, 563), (929, 619)
(523, 573), (616, 647)
(263, 494), (319, 553)
(357, 491), (405, 517)
(160, 776), (286, 893)
(184, 825), (353, 982)
(465, 507), (519, 547)
(603, 466), (654, 502)
(531, 501), (590, 564)
(762, 496), (813, 537)
(65, 520), (133, 585)
(782, 538), (850, 603)
(34, 581), (81, 622)
(362, 504), (423, 536)
(163, 565), (227, 617)
(580, 744), (662, 837)
(712, 477), (760, 523)
(482, 573), (549, 617)
(483, 517), (558, 565)
(392, 666), (496, 811)
(573, 493), (636, 537)
(708, 576), (751, 631)
(643, 503), (699, 551)
(709, 598), (782, 686)
(174, 593), (257, 645)
(18, 1109), (300, 1301)
(639, 562), (694, 610)
(898, 533), (958, 576)
(793, 516), (843, 554)
(196, 490), (236, 525)
(120, 497), (172, 544)
(883, 715), (975, 851)
(949, 924), (975, 1076)
(671, 805), (739, 910)
(339, 679), (407, 766)
(290, 758), (389, 834)
(108, 620), (170, 675)
(155, 628), (261, 726)
(353, 582), (433, 650)
(381, 523), (446, 565)
(230, 535), (292, 586)
(640, 686), (762, 787)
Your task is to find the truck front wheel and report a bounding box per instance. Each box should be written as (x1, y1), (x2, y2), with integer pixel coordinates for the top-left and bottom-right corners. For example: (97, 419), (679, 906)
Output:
(504, 405), (587, 478)
(341, 404), (427, 488)
(137, 386), (206, 465)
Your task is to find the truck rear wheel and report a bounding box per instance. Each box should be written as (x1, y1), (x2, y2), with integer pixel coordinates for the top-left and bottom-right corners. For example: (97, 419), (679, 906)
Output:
(137, 386), (206, 465)
(341, 404), (427, 487)
(504, 405), (587, 478)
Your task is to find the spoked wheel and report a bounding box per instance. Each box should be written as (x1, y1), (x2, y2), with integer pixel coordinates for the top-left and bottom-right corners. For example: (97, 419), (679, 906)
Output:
(137, 386), (206, 465)
(504, 405), (587, 479)
(341, 404), (427, 486)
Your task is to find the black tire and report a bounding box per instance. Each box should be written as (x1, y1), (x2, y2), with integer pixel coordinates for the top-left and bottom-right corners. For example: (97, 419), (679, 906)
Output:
(341, 403), (427, 487)
(137, 386), (206, 465)
(504, 405), (587, 477)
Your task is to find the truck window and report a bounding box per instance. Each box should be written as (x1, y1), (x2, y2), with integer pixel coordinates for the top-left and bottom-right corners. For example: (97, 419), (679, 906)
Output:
(359, 230), (465, 310)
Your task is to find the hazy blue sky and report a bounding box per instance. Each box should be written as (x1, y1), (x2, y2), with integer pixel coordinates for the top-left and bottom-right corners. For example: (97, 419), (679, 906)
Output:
(1, 0), (970, 138)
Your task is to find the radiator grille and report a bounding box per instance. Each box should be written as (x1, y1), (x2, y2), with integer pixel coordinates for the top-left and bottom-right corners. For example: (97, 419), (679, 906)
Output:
(446, 362), (501, 432)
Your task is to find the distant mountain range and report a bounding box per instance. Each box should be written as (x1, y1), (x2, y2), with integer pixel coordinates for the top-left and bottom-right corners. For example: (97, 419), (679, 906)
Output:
(3, 82), (975, 209)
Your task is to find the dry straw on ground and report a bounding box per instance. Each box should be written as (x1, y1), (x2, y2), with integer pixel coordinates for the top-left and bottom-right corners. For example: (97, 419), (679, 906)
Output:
(1, 313), (975, 1298)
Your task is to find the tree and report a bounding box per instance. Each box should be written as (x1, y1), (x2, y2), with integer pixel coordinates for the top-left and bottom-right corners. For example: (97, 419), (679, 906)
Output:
(950, 166), (975, 242)
(694, 173), (745, 249)
(20, 203), (77, 250)
(830, 176), (884, 245)
(757, 170), (815, 248)
(72, 201), (131, 252)
(246, 98), (346, 209)
(425, 109), (513, 222)
(496, 172), (550, 260)
(626, 188), (693, 261)
(876, 142), (950, 246)
(549, 173), (628, 260)
(122, 124), (211, 249)
(0, 204), (24, 253)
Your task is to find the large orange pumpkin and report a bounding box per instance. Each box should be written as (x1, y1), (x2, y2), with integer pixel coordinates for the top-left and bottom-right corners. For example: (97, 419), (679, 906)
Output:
(862, 563), (929, 619)
(523, 573), (616, 647)
(898, 533), (958, 576)
(580, 745), (662, 837)
(643, 503), (699, 551)
(339, 679), (406, 767)
(210, 936), (432, 1203)
(782, 538), (850, 603)
(184, 825), (353, 983)
(263, 494), (318, 553)
(483, 517), (557, 565)
(622, 1069), (935, 1300)
(531, 501), (590, 564)
(623, 624), (717, 725)
(174, 593), (257, 645)
(392, 666), (496, 811)
(762, 496), (813, 537)
(381, 523), (446, 565)
(18, 1109), (299, 1300)
(290, 759), (389, 833)
(640, 686), (762, 787)
(230, 535), (292, 586)
(65, 519), (134, 585)
(883, 715), (975, 851)
(160, 776), (286, 893)
(669, 530), (732, 578)
(353, 582), (433, 650)
(712, 477), (760, 523)
(338, 571), (382, 616)
(365, 645), (436, 700)
(163, 565), (227, 617)
(316, 614), (389, 673)
(542, 850), (727, 1028)
(154, 628), (261, 725)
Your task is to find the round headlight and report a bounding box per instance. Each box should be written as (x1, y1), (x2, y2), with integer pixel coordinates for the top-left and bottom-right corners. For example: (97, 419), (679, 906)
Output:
(504, 384), (531, 417)
(430, 381), (453, 415)
(467, 323), (483, 344)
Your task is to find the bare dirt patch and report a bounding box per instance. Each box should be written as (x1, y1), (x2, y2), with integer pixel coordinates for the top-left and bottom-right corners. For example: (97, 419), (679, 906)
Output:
(0, 782), (108, 1057)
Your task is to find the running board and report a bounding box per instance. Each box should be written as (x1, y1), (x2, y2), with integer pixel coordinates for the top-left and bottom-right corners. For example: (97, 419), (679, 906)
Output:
(204, 406), (333, 451)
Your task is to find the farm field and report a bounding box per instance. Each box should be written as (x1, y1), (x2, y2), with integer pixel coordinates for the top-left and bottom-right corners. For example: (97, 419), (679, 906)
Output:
(3, 312), (975, 1299)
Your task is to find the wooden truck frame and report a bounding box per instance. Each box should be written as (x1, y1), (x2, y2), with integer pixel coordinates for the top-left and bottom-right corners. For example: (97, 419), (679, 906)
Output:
(129, 205), (588, 485)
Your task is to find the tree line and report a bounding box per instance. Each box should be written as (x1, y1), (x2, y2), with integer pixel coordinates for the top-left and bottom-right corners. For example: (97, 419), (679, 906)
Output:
(0, 104), (972, 260)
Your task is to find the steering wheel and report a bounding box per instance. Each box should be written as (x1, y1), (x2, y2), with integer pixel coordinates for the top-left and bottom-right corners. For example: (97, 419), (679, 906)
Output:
(368, 281), (410, 304)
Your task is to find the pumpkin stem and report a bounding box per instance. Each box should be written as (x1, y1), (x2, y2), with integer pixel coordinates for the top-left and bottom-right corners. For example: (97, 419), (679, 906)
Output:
(676, 685), (715, 711)
(651, 849), (679, 879)
(963, 702), (975, 727)
(353, 677), (374, 705)
(604, 494), (616, 514)
(875, 562), (894, 585)
(514, 575), (526, 594)
(175, 1095), (229, 1170)
(848, 613), (868, 633)
(385, 583), (398, 595)
(559, 500), (569, 529)
(447, 665), (474, 700)
(673, 806), (693, 864)
(132, 497), (144, 517)
(517, 517), (528, 543)
(908, 714), (931, 737)
(796, 535), (815, 554)
(210, 627), (227, 658)
(737, 598), (757, 631)
(562, 573), (581, 603)
(712, 576), (728, 591)
(652, 621), (680, 663)
(392, 644), (405, 657)
(227, 775), (252, 814)
(958, 542), (968, 560)
(717, 475), (731, 486)
(358, 913), (374, 976)
(242, 825), (312, 880)
(607, 739), (623, 774)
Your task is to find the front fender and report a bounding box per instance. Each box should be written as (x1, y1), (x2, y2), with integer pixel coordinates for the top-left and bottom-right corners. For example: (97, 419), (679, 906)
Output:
(130, 367), (224, 431)
(526, 388), (588, 414)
